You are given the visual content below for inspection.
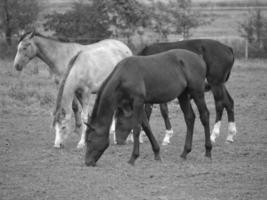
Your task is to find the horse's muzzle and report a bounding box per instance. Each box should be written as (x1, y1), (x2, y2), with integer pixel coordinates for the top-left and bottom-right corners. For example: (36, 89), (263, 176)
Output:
(15, 64), (23, 71)
(85, 159), (96, 167)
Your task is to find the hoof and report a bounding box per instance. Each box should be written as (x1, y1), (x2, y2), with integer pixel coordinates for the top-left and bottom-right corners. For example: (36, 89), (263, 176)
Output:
(180, 153), (187, 160)
(127, 159), (135, 166)
(85, 160), (96, 167)
(205, 152), (212, 159)
(77, 142), (85, 149)
(154, 154), (162, 162)
(54, 143), (64, 149)
(226, 135), (234, 143)
(162, 140), (170, 146)
(210, 134), (217, 143)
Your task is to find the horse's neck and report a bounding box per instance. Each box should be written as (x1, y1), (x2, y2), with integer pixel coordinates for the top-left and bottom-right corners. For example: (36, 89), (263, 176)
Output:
(92, 96), (115, 135)
(34, 36), (84, 76)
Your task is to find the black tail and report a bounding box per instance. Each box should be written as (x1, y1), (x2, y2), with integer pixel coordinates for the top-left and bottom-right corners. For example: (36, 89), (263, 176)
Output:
(225, 46), (235, 82)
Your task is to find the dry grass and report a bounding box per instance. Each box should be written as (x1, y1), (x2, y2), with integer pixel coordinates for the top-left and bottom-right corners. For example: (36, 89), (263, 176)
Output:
(0, 59), (57, 115)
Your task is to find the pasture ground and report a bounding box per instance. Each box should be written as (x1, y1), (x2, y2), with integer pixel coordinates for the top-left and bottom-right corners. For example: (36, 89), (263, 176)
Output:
(0, 59), (266, 200)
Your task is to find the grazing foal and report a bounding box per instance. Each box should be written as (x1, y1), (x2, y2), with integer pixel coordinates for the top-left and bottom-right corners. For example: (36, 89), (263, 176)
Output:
(85, 49), (211, 166)
(116, 39), (236, 145)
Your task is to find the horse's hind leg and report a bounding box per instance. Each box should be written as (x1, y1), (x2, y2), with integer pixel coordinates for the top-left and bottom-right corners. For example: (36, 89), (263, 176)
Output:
(141, 109), (161, 161)
(210, 85), (224, 143)
(210, 84), (237, 143)
(160, 103), (174, 146)
(178, 92), (196, 159)
(128, 97), (161, 165)
(192, 92), (212, 158)
(77, 89), (91, 149)
(72, 96), (82, 134)
(223, 85), (237, 143)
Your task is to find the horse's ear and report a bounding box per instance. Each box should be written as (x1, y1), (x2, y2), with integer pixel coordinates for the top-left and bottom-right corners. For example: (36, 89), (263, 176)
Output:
(29, 29), (36, 38)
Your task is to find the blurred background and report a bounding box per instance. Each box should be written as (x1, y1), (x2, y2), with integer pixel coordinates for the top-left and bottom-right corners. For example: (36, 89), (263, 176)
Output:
(1, 0), (267, 59)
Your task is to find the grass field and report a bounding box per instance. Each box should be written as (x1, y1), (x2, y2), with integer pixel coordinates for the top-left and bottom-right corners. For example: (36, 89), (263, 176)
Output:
(0, 57), (266, 200)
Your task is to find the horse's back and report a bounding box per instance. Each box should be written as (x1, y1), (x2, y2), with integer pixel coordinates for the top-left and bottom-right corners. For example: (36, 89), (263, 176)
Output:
(140, 39), (234, 84)
(66, 40), (132, 93)
(84, 39), (132, 57)
(115, 49), (206, 103)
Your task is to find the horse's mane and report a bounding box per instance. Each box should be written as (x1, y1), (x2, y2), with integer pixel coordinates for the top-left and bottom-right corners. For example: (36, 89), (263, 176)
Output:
(89, 64), (121, 125)
(19, 31), (70, 43)
(53, 51), (82, 119)
(19, 31), (32, 42)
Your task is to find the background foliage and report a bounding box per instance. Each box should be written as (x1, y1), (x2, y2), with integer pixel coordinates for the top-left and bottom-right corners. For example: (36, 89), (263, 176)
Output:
(1, 0), (267, 58)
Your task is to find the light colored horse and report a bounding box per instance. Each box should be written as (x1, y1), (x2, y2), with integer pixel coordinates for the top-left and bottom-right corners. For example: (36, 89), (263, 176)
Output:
(13, 31), (111, 135)
(52, 41), (132, 148)
(13, 31), (133, 147)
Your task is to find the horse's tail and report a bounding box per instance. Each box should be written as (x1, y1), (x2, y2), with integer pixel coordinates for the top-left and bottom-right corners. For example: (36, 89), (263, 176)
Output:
(225, 46), (235, 82)
(52, 51), (82, 125)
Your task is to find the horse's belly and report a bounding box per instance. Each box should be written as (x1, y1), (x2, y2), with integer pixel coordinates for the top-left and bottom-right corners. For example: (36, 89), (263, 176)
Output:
(145, 82), (186, 104)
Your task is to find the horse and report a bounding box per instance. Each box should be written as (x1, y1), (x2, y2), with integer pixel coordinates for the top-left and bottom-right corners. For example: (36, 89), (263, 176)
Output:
(13, 31), (133, 148)
(115, 39), (236, 145)
(52, 42), (132, 149)
(84, 49), (212, 166)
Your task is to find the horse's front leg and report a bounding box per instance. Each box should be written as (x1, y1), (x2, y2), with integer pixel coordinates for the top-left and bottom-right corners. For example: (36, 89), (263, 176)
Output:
(178, 92), (196, 159)
(128, 97), (145, 165)
(128, 125), (141, 165)
(160, 103), (174, 146)
(77, 89), (91, 149)
(141, 108), (161, 161)
(192, 92), (212, 158)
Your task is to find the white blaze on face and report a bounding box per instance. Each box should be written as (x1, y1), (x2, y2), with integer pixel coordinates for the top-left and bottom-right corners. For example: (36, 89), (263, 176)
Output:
(54, 123), (63, 148)
(14, 43), (22, 66)
(210, 121), (221, 143)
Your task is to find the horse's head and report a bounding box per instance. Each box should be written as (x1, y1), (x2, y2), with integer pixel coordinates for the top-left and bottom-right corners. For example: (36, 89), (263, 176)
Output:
(14, 31), (38, 71)
(85, 123), (110, 166)
(52, 108), (72, 148)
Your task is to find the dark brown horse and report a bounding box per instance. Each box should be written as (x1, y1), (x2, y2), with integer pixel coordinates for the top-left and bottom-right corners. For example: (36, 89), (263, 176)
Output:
(85, 49), (211, 166)
(115, 39), (236, 145)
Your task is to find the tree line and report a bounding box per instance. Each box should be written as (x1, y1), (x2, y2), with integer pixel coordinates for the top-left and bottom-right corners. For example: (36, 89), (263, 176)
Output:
(1, 0), (267, 57)
(0, 0), (208, 44)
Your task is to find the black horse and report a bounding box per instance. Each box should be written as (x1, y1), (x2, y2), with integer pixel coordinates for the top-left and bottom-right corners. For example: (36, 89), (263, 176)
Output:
(115, 39), (236, 145)
(85, 49), (211, 166)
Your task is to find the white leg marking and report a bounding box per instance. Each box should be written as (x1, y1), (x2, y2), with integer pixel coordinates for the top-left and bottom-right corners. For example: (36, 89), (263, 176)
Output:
(162, 129), (174, 146)
(77, 112), (88, 149)
(126, 131), (134, 144)
(210, 121), (221, 143)
(226, 122), (237, 143)
(54, 123), (63, 148)
(110, 117), (116, 144)
(77, 123), (86, 149)
(139, 130), (146, 143)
